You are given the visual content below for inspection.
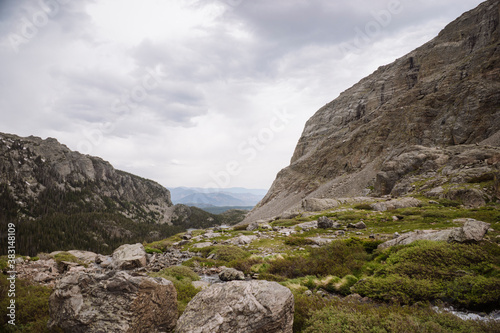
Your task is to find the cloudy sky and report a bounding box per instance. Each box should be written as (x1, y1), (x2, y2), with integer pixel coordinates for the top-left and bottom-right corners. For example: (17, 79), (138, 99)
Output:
(0, 0), (485, 190)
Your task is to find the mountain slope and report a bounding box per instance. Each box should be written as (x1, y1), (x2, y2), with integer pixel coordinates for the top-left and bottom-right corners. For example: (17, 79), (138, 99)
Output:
(0, 133), (219, 255)
(245, 0), (500, 222)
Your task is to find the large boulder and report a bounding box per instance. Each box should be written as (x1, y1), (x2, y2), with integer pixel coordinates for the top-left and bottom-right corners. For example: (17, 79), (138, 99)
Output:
(378, 219), (490, 249)
(317, 216), (334, 229)
(370, 197), (422, 211)
(48, 270), (177, 333)
(112, 243), (147, 270)
(176, 280), (294, 333)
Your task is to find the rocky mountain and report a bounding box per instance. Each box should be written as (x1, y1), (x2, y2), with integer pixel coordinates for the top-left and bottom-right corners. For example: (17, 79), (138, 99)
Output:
(0, 132), (220, 255)
(245, 0), (500, 223)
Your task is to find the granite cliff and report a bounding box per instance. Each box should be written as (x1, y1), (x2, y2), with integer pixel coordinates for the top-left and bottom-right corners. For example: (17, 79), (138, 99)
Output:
(245, 0), (500, 223)
(0, 132), (219, 255)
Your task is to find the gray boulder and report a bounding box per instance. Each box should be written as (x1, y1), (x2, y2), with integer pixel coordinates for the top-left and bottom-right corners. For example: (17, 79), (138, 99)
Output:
(176, 280), (294, 333)
(48, 270), (177, 333)
(112, 243), (147, 270)
(302, 198), (340, 212)
(317, 216), (334, 229)
(378, 219), (490, 249)
(219, 267), (245, 281)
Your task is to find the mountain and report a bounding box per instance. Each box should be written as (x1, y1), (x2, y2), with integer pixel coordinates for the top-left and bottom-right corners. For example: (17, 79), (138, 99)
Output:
(244, 0), (500, 222)
(170, 187), (267, 207)
(0, 133), (221, 255)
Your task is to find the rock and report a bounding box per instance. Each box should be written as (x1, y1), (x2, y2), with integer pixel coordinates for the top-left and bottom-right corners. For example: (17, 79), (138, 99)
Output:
(48, 270), (177, 333)
(176, 280), (294, 333)
(182, 233), (192, 240)
(347, 221), (366, 229)
(307, 237), (335, 246)
(378, 219), (491, 249)
(445, 188), (486, 208)
(203, 232), (221, 239)
(192, 281), (210, 290)
(67, 250), (97, 264)
(370, 197), (422, 211)
(296, 221), (318, 231)
(302, 198), (340, 212)
(112, 243), (147, 270)
(191, 242), (213, 249)
(426, 186), (445, 198)
(317, 216), (334, 229)
(219, 268), (245, 281)
(227, 235), (258, 245)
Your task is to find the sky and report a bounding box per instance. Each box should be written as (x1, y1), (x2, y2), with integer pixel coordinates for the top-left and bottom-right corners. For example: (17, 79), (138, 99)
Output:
(0, 0), (485, 190)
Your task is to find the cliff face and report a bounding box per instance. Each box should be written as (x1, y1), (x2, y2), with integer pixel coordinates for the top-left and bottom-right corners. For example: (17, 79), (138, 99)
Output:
(0, 132), (224, 255)
(245, 0), (500, 222)
(0, 132), (174, 224)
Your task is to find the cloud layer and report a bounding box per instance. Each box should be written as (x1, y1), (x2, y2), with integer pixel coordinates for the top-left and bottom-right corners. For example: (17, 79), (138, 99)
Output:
(0, 0), (484, 189)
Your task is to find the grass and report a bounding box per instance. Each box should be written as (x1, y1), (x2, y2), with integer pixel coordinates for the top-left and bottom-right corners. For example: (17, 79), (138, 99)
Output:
(148, 266), (201, 316)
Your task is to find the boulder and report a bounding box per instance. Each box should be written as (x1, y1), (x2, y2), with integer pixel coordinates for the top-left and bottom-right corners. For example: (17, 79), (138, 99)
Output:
(445, 188), (486, 208)
(296, 221), (318, 231)
(227, 235), (258, 245)
(67, 250), (97, 264)
(48, 270), (177, 333)
(219, 268), (245, 281)
(378, 219), (490, 249)
(176, 280), (294, 333)
(317, 216), (334, 229)
(112, 243), (147, 270)
(302, 198), (340, 212)
(191, 242), (213, 249)
(370, 197), (422, 211)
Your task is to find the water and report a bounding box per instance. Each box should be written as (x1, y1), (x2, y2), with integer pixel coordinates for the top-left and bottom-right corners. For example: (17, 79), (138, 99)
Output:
(433, 306), (500, 322)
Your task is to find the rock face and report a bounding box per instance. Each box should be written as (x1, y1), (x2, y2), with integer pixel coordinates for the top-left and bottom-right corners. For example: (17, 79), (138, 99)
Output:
(378, 219), (490, 249)
(112, 243), (148, 270)
(244, 0), (500, 222)
(176, 280), (294, 333)
(370, 197), (422, 212)
(48, 270), (178, 333)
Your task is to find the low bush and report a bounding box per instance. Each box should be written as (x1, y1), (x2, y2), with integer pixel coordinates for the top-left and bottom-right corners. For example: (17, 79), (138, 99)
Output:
(0, 275), (58, 332)
(267, 239), (369, 279)
(284, 237), (316, 247)
(302, 299), (500, 333)
(144, 247), (162, 254)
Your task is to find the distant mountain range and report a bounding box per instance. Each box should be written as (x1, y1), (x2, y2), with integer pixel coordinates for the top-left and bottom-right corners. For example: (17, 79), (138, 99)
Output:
(170, 187), (267, 208)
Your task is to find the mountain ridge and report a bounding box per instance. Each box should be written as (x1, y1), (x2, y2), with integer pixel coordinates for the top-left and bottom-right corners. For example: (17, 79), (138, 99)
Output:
(244, 0), (500, 223)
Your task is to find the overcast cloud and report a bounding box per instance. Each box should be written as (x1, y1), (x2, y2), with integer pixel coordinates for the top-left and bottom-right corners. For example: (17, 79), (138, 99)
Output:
(0, 0), (485, 190)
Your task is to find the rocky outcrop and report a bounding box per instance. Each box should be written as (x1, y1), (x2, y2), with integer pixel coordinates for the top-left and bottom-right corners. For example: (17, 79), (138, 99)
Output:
(0, 132), (173, 224)
(48, 270), (178, 333)
(175, 280), (294, 333)
(112, 243), (147, 270)
(244, 0), (500, 222)
(378, 219), (490, 249)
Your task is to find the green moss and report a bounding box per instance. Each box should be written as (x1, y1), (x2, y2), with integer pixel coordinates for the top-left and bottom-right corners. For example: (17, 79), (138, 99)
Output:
(144, 247), (162, 254)
(53, 252), (87, 268)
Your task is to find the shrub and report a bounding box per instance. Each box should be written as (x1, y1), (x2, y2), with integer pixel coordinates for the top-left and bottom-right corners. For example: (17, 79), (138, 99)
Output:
(0, 275), (57, 332)
(210, 245), (250, 262)
(353, 203), (373, 210)
(351, 274), (442, 304)
(293, 293), (335, 333)
(267, 240), (369, 279)
(303, 299), (499, 333)
(446, 275), (500, 310)
(284, 237), (316, 247)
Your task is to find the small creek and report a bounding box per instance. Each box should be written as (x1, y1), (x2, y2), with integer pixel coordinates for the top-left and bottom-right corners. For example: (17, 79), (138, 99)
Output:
(433, 306), (500, 322)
